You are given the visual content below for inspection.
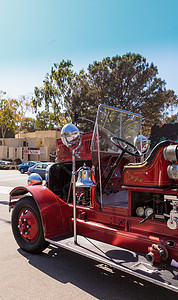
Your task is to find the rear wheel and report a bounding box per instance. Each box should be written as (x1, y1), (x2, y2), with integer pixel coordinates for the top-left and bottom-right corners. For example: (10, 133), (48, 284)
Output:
(11, 197), (49, 253)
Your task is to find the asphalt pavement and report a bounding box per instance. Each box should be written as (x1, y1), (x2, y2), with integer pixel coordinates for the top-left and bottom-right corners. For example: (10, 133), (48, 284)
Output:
(0, 170), (177, 300)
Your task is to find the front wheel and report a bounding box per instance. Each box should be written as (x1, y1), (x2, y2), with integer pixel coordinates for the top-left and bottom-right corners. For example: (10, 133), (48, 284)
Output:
(20, 168), (24, 174)
(11, 196), (49, 253)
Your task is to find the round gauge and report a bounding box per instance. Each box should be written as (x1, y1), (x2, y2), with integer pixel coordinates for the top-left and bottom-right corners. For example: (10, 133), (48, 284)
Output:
(167, 218), (178, 230)
(145, 207), (154, 217)
(136, 206), (145, 217)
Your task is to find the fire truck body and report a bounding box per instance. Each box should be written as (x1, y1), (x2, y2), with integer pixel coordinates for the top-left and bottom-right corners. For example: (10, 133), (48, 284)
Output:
(9, 105), (178, 291)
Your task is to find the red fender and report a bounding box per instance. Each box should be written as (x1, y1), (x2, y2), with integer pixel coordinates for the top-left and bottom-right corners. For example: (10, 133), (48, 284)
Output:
(9, 185), (72, 239)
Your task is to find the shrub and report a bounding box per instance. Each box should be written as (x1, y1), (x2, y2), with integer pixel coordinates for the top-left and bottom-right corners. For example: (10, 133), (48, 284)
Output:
(0, 165), (18, 170)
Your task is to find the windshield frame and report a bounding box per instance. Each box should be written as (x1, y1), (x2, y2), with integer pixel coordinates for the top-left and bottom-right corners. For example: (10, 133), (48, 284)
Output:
(91, 104), (142, 154)
(91, 104), (142, 210)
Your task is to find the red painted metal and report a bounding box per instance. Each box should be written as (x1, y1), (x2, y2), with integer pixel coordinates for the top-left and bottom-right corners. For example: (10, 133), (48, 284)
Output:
(68, 218), (178, 261)
(10, 185), (72, 239)
(147, 244), (168, 263)
(56, 132), (93, 162)
(18, 209), (39, 242)
(123, 146), (173, 187)
(73, 204), (178, 261)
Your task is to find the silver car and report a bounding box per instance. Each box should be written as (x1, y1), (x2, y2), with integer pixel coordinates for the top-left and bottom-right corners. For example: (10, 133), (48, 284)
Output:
(27, 162), (54, 179)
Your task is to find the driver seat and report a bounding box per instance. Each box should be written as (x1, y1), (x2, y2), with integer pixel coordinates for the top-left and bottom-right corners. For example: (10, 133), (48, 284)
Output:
(122, 140), (173, 188)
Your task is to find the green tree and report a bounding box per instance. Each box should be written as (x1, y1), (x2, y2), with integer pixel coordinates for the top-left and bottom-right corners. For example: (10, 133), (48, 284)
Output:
(12, 96), (33, 134)
(162, 89), (178, 123)
(21, 117), (36, 132)
(33, 60), (96, 130)
(35, 111), (53, 131)
(83, 54), (177, 133)
(34, 109), (68, 131)
(33, 60), (73, 126)
(0, 92), (15, 144)
(33, 54), (178, 135)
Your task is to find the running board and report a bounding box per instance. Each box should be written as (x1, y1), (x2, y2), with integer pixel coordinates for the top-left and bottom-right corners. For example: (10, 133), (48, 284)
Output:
(45, 235), (178, 293)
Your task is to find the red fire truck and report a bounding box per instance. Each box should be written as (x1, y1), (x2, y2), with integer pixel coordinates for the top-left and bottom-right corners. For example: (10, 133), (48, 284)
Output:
(9, 105), (178, 292)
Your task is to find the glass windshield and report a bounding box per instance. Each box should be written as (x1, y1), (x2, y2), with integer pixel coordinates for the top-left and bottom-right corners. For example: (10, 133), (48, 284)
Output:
(91, 105), (142, 154)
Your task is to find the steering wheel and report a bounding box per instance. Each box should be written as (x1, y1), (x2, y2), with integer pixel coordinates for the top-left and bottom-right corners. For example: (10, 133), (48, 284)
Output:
(111, 137), (142, 157)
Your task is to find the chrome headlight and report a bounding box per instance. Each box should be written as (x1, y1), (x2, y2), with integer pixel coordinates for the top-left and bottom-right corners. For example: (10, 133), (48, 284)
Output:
(167, 164), (178, 180)
(28, 173), (43, 186)
(134, 135), (150, 154)
(61, 123), (80, 148)
(164, 145), (178, 162)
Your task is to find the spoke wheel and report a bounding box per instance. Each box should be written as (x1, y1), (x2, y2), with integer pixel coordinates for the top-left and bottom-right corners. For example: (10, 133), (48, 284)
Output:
(12, 197), (49, 253)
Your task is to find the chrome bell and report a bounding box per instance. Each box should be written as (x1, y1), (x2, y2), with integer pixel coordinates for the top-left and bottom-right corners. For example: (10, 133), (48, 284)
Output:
(76, 165), (96, 188)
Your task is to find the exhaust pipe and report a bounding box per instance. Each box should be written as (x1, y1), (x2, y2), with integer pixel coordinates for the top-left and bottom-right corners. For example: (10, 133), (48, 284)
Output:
(146, 252), (155, 263)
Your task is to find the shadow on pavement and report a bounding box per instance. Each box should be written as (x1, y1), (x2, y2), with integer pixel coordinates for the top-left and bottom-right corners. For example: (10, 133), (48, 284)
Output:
(0, 217), (11, 224)
(0, 201), (9, 205)
(18, 246), (177, 300)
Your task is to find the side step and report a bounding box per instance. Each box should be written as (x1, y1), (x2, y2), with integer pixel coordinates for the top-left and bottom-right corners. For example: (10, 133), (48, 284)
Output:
(45, 235), (178, 293)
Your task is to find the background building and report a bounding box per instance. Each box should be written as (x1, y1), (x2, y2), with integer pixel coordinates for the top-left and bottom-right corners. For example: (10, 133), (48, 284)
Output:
(0, 130), (60, 163)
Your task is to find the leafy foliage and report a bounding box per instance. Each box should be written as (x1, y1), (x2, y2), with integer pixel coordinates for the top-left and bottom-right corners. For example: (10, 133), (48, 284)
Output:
(33, 53), (178, 135)
(0, 92), (16, 144)
(34, 109), (69, 131)
(13, 95), (33, 133)
(0, 92), (35, 139)
(21, 117), (36, 132)
(33, 60), (73, 128)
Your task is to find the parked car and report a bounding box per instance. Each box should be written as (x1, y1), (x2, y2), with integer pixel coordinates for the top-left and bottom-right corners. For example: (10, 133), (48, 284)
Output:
(0, 160), (11, 165)
(27, 162), (54, 179)
(4, 161), (11, 165)
(44, 163), (54, 186)
(18, 161), (39, 174)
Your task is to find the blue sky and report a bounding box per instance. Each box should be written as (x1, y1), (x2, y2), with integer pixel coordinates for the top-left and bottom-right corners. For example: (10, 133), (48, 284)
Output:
(0, 0), (178, 103)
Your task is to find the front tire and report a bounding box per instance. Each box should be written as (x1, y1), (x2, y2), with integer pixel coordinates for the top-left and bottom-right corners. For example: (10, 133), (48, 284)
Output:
(11, 196), (49, 253)
(20, 168), (24, 174)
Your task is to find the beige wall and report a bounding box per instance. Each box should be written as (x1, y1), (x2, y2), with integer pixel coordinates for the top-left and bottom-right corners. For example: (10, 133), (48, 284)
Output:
(0, 146), (7, 159)
(0, 130), (60, 162)
(15, 130), (60, 139)
(0, 138), (20, 147)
